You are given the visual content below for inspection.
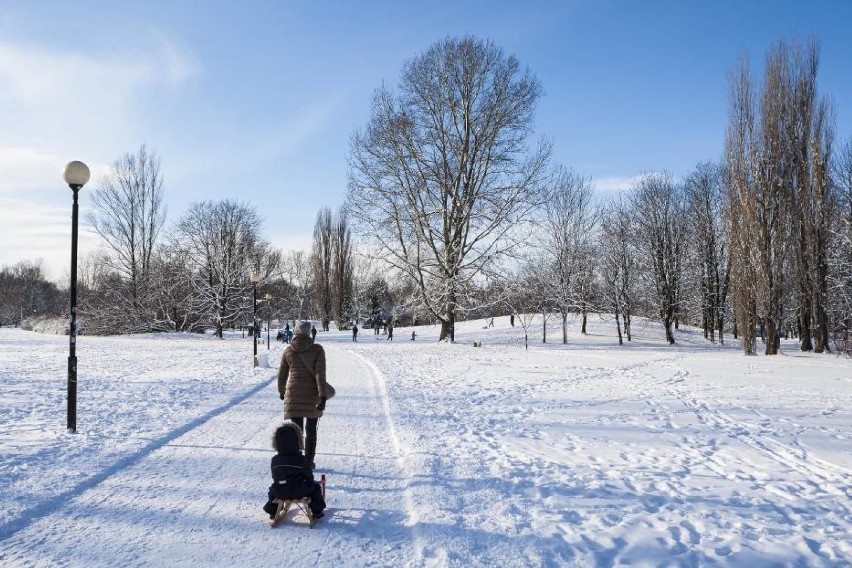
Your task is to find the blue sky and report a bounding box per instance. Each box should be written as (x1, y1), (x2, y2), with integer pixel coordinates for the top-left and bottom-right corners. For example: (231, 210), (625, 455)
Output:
(2, 0), (851, 279)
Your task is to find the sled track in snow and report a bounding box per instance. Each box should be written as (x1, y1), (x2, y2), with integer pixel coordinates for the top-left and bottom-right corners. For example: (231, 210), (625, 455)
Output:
(347, 350), (425, 565)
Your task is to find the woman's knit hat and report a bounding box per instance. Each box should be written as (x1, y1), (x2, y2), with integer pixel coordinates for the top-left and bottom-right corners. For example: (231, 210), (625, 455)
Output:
(296, 320), (312, 336)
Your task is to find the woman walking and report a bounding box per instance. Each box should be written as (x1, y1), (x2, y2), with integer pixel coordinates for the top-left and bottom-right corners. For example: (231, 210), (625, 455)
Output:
(278, 320), (330, 469)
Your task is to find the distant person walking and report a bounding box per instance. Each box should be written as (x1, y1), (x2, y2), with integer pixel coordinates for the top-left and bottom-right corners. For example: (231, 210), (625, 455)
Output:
(386, 324), (393, 341)
(278, 320), (330, 470)
(352, 323), (358, 342)
(411, 330), (416, 341)
(311, 325), (317, 341)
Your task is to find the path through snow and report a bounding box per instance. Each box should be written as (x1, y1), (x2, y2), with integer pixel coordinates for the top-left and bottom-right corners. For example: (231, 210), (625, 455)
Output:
(0, 343), (419, 567)
(1, 319), (850, 567)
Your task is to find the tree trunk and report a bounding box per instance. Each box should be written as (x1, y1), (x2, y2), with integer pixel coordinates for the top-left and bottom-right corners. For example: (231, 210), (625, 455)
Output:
(562, 311), (567, 344)
(664, 315), (675, 344)
(615, 306), (623, 345)
(439, 313), (455, 342)
(800, 302), (814, 351)
(765, 317), (780, 355)
(717, 314), (724, 345)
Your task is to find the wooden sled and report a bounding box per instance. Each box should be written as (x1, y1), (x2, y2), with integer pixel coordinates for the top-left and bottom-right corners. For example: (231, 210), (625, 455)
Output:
(269, 497), (316, 528)
(269, 474), (326, 529)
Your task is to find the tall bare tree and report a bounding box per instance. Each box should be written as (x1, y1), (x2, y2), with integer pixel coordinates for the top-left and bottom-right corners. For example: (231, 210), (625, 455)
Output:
(830, 138), (852, 354)
(726, 39), (834, 355)
(86, 145), (166, 330)
(281, 250), (313, 322)
(631, 173), (686, 345)
(348, 36), (550, 341)
(541, 167), (598, 343)
(599, 195), (636, 344)
(685, 162), (729, 343)
(331, 207), (354, 328)
(311, 207), (333, 331)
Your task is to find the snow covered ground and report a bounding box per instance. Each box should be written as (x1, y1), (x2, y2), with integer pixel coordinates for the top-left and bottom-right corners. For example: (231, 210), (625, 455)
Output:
(0, 315), (850, 567)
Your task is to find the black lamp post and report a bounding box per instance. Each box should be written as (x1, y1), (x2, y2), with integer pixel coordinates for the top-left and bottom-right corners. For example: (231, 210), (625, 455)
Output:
(265, 293), (272, 349)
(63, 160), (90, 433)
(251, 271), (260, 367)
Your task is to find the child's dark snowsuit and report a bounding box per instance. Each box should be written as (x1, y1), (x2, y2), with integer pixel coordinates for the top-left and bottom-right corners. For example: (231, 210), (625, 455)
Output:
(262, 423), (326, 518)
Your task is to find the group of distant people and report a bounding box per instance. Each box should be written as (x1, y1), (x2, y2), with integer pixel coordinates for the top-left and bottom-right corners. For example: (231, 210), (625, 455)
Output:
(352, 319), (395, 342)
(276, 322), (318, 344)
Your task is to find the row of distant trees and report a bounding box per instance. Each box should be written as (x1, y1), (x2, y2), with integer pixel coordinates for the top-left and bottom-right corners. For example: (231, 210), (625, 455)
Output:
(4, 36), (850, 355)
(0, 261), (63, 326)
(73, 145), (362, 336)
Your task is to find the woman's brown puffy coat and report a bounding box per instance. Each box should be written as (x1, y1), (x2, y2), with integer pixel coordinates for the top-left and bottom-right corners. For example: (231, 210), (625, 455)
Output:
(278, 335), (328, 419)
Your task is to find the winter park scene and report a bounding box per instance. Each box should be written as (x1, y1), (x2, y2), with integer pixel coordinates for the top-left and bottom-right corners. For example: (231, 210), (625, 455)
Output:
(1, 2), (852, 568)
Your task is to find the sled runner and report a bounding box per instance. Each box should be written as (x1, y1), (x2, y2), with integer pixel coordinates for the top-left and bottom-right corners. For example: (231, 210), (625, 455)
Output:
(269, 474), (327, 529)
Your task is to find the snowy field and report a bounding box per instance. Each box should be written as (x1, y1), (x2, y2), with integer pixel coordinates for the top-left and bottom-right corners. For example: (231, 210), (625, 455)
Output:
(0, 316), (850, 567)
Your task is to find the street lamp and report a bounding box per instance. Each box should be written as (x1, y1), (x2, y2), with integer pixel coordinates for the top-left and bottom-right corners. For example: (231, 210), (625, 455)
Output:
(251, 270), (260, 367)
(63, 160), (90, 433)
(265, 293), (272, 350)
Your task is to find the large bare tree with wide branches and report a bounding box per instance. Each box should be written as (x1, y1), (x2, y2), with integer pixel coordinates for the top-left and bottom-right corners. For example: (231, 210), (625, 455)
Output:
(347, 36), (550, 341)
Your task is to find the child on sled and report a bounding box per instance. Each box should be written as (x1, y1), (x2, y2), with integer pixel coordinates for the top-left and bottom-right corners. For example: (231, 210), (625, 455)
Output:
(262, 422), (326, 520)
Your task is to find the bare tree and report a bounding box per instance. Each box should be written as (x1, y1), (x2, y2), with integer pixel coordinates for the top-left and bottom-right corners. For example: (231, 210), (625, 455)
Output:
(311, 208), (333, 331)
(685, 162), (729, 343)
(86, 145), (166, 329)
(331, 207), (354, 328)
(807, 99), (834, 353)
(783, 41), (834, 353)
(348, 36), (550, 342)
(599, 195), (636, 344)
(630, 173), (686, 345)
(725, 56), (760, 354)
(281, 250), (313, 322)
(501, 271), (539, 350)
(540, 167), (598, 342)
(830, 138), (852, 355)
(169, 200), (270, 338)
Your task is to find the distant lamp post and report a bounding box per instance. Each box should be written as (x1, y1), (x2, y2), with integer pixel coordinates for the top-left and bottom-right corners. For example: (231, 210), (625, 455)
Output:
(265, 293), (272, 350)
(63, 160), (90, 433)
(251, 271), (260, 367)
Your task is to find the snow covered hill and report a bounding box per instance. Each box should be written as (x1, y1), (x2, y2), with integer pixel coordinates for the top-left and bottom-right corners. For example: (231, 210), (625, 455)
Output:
(1, 315), (850, 567)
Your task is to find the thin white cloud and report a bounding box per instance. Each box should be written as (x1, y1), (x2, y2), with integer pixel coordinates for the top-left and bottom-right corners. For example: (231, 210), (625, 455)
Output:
(592, 175), (642, 193)
(0, 197), (100, 281)
(0, 147), (110, 193)
(255, 91), (348, 161)
(0, 35), (197, 152)
(592, 172), (675, 193)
